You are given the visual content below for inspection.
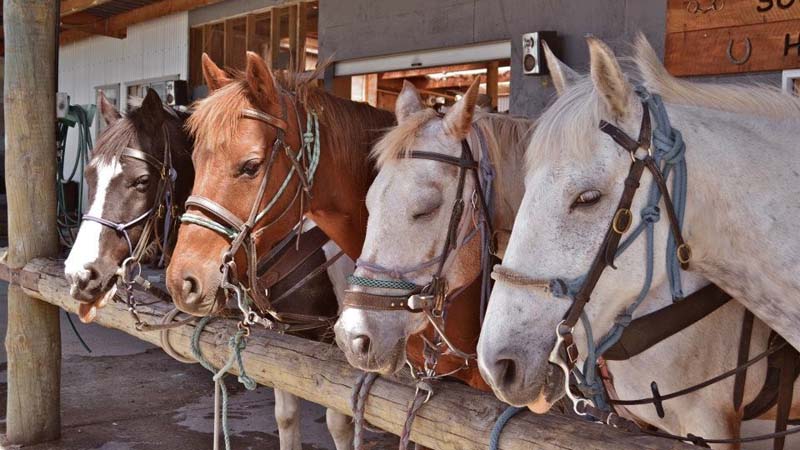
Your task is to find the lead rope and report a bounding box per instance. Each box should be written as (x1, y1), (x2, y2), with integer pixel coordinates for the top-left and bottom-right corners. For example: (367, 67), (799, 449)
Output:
(578, 87), (689, 410)
(351, 371), (379, 450)
(191, 316), (258, 450)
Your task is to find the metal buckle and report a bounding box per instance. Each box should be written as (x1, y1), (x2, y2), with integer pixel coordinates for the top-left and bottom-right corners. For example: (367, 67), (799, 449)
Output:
(611, 208), (632, 235)
(407, 294), (434, 311)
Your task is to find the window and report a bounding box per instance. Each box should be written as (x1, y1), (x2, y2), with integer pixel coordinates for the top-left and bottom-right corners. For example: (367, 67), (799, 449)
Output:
(189, 1), (319, 98)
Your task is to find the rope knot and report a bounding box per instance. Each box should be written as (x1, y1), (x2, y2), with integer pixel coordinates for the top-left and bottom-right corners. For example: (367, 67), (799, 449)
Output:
(640, 205), (660, 223)
(653, 127), (685, 165)
(614, 313), (633, 327)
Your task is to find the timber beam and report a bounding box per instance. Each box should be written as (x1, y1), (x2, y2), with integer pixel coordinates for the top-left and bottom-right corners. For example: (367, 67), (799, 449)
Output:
(0, 254), (696, 450)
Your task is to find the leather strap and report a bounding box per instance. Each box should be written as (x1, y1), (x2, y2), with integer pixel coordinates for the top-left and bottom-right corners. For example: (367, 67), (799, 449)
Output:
(257, 226), (330, 290)
(734, 310), (755, 411)
(342, 290), (416, 311)
(603, 284), (732, 361)
(242, 107), (289, 132)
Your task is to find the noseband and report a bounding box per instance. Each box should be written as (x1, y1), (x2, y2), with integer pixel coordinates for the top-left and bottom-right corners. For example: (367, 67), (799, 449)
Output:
(345, 127), (497, 374)
(179, 91), (332, 331)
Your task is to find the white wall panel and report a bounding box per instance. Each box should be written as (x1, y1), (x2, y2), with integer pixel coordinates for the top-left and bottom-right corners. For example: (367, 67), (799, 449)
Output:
(58, 12), (189, 178)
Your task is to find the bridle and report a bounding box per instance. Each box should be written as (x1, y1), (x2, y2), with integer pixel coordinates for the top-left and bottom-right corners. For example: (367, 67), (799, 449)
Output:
(179, 90), (336, 332)
(82, 121), (182, 329)
(344, 125), (497, 378)
(490, 88), (800, 448)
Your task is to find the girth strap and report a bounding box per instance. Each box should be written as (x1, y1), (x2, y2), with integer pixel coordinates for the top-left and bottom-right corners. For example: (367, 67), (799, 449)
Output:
(603, 284), (731, 361)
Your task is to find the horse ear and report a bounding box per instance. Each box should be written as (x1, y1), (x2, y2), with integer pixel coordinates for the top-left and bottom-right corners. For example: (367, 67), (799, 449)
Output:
(202, 53), (231, 92)
(587, 37), (631, 119)
(395, 80), (424, 124)
(99, 91), (121, 125)
(245, 51), (278, 106)
(140, 88), (165, 121)
(543, 41), (579, 97)
(443, 78), (480, 140)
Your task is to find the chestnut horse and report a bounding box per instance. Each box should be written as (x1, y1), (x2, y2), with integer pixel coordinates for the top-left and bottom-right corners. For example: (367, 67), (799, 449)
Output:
(64, 89), (194, 323)
(166, 52), (394, 450)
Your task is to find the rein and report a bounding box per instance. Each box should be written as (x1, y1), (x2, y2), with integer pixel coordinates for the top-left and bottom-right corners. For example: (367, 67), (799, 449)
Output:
(179, 91), (335, 332)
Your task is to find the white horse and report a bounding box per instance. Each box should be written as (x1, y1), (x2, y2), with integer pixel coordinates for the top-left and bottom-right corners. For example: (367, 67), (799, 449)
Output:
(477, 36), (800, 448)
(335, 79), (532, 383)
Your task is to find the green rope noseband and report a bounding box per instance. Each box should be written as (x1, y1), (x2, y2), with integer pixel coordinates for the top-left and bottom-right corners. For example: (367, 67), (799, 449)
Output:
(346, 274), (419, 291)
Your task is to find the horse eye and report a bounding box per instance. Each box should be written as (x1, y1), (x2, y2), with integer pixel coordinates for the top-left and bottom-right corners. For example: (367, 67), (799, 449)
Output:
(412, 203), (441, 220)
(133, 175), (150, 191)
(571, 190), (602, 209)
(239, 159), (262, 177)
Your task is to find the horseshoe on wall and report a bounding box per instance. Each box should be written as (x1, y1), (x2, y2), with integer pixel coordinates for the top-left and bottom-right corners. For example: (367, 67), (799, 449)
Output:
(727, 37), (752, 65)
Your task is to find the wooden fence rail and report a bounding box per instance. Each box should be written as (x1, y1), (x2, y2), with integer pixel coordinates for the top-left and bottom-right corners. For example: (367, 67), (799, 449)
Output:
(0, 255), (695, 450)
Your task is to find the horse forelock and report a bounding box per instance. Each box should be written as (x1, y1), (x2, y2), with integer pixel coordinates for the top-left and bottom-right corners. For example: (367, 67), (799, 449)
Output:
(93, 101), (188, 167)
(373, 108), (532, 183)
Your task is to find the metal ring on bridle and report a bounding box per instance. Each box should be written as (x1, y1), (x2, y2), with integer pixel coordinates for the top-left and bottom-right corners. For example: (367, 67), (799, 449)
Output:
(120, 257), (142, 284)
(612, 208), (633, 235)
(676, 243), (692, 264)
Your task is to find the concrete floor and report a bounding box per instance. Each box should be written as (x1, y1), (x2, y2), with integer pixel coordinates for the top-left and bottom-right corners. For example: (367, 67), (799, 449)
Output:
(0, 281), (397, 450)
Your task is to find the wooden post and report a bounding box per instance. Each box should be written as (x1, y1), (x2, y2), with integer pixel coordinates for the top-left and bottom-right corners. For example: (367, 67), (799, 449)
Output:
(223, 19), (235, 68)
(486, 61), (499, 111)
(245, 14), (257, 54)
(3, 0), (62, 445)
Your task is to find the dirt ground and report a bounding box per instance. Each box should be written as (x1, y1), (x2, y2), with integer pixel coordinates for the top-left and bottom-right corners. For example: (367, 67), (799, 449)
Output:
(0, 280), (397, 450)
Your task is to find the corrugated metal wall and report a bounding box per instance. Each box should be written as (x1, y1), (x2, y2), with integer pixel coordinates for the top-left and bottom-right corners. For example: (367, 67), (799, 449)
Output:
(58, 11), (189, 174)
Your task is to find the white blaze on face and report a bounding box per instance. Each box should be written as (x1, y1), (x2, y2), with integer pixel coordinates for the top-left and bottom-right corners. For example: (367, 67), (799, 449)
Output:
(64, 161), (123, 287)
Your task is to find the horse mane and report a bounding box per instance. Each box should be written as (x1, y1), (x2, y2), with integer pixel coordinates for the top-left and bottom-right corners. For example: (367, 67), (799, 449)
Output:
(526, 35), (800, 171)
(371, 108), (533, 180)
(94, 98), (189, 165)
(187, 65), (395, 189)
(634, 34), (800, 118)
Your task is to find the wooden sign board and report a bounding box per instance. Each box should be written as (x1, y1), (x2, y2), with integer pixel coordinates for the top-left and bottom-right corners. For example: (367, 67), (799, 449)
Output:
(665, 0), (800, 76)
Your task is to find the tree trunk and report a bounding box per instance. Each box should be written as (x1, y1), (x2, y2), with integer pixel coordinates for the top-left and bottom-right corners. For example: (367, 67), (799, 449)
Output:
(3, 0), (61, 444)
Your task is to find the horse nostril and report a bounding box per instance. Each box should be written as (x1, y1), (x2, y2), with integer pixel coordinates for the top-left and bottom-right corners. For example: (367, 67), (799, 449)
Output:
(181, 274), (203, 305)
(352, 335), (371, 356)
(499, 358), (518, 386)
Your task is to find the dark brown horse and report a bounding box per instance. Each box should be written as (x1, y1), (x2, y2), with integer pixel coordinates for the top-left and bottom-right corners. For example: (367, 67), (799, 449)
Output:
(64, 89), (194, 323)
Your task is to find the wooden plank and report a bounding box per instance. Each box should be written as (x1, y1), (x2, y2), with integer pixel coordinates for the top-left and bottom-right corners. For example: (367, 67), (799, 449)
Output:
(289, 4), (298, 71)
(270, 7), (282, 69)
(189, 27), (204, 88)
(365, 73), (379, 107)
(5, 256), (696, 450)
(665, 20), (800, 75)
(224, 19), (235, 68)
(60, 0), (112, 16)
(3, 0), (62, 445)
(295, 2), (308, 71)
(60, 11), (124, 39)
(666, 0), (800, 33)
(795, 77), (800, 93)
(486, 61), (499, 110)
(245, 14), (258, 53)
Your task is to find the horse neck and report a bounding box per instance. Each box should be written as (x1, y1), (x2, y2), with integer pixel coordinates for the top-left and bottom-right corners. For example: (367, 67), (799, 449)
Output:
(471, 115), (532, 257)
(303, 90), (395, 258)
(166, 116), (195, 207)
(666, 103), (800, 347)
